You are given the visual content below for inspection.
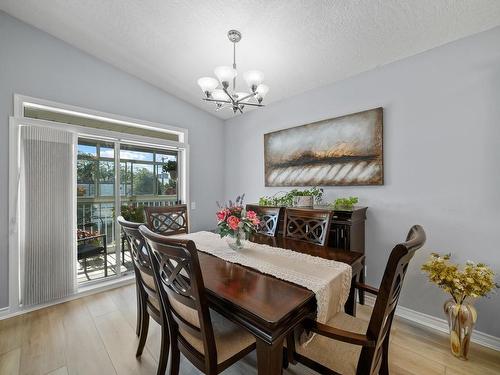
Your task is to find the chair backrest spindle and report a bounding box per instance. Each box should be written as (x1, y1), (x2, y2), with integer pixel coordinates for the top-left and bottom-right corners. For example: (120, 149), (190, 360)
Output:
(245, 205), (282, 237)
(144, 204), (189, 235)
(284, 208), (332, 246)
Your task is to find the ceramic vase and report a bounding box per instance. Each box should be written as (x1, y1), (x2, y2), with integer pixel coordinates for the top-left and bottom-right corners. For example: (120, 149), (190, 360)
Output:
(443, 299), (477, 359)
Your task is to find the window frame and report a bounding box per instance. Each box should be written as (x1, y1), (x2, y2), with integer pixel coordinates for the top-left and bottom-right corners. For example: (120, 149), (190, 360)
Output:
(14, 94), (189, 208)
(8, 94), (190, 313)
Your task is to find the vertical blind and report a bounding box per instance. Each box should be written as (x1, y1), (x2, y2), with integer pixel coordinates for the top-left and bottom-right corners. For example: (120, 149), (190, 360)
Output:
(19, 125), (77, 306)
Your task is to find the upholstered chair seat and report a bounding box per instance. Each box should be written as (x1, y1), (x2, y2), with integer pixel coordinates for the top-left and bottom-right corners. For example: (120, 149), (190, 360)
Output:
(296, 312), (368, 375)
(179, 309), (255, 364)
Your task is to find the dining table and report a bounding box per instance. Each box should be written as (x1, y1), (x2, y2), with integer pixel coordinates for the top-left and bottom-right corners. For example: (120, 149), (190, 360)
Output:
(197, 233), (365, 375)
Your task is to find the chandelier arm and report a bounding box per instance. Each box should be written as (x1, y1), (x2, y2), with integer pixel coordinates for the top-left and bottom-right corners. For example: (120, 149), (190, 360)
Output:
(222, 87), (236, 104)
(203, 98), (232, 104)
(238, 92), (258, 102)
(238, 106), (244, 114)
(237, 102), (265, 107)
(216, 103), (233, 111)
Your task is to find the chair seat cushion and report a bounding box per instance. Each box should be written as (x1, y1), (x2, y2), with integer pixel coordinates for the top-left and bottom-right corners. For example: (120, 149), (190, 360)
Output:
(296, 312), (368, 375)
(179, 309), (255, 364)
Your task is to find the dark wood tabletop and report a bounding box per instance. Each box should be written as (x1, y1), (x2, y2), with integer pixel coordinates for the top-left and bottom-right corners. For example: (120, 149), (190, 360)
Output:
(197, 233), (365, 375)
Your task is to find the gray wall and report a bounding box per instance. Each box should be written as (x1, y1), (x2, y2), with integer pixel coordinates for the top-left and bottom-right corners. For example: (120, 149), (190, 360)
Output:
(225, 26), (500, 336)
(0, 11), (225, 309)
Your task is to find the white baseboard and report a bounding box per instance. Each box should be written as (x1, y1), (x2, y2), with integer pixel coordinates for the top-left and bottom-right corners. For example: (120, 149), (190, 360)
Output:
(364, 295), (500, 351)
(0, 275), (135, 321)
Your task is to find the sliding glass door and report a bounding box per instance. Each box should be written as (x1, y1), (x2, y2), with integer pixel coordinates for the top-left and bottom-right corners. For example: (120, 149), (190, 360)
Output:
(76, 139), (118, 283)
(76, 139), (180, 284)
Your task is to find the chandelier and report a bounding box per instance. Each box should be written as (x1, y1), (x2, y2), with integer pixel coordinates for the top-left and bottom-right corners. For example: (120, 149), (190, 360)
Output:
(197, 30), (269, 114)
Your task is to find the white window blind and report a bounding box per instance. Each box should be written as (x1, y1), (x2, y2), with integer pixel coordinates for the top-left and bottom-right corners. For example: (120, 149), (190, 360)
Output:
(19, 125), (77, 306)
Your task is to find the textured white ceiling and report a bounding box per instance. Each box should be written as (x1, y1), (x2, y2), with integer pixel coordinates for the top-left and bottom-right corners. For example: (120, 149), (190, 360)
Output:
(2, 0), (500, 119)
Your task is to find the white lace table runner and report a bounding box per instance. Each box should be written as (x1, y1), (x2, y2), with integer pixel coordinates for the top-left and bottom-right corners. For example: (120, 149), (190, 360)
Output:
(173, 231), (352, 342)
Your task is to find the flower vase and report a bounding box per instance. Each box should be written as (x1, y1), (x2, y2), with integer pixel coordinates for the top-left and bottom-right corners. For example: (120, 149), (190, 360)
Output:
(226, 228), (248, 251)
(443, 299), (477, 359)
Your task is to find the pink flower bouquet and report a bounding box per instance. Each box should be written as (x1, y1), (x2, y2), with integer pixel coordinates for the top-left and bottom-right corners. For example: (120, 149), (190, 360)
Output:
(216, 203), (260, 250)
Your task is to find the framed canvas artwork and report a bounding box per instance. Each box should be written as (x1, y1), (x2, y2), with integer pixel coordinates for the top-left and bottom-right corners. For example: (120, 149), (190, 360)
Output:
(264, 107), (383, 186)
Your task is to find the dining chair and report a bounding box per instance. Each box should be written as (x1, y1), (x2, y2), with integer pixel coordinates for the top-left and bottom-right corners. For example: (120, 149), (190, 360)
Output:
(144, 204), (189, 235)
(283, 208), (332, 246)
(246, 205), (283, 236)
(139, 225), (256, 375)
(287, 225), (426, 375)
(117, 216), (169, 375)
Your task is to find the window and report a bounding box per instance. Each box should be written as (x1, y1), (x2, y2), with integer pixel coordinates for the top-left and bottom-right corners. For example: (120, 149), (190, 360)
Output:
(77, 141), (179, 201)
(119, 144), (178, 199)
(11, 95), (188, 298)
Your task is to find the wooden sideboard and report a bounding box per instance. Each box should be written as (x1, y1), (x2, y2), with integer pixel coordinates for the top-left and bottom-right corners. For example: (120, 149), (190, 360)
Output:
(248, 205), (368, 303)
(327, 207), (367, 252)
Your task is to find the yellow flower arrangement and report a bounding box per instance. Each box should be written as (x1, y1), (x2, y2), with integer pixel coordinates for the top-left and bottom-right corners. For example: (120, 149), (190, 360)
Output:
(421, 253), (498, 304)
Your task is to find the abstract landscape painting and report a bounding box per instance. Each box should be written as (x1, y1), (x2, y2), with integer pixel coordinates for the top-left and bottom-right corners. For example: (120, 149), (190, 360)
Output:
(264, 108), (383, 186)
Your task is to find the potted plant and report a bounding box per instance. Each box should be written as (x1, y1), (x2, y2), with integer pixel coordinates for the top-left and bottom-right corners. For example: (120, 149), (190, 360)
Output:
(290, 187), (323, 207)
(77, 186), (87, 197)
(162, 160), (178, 180)
(120, 204), (145, 223)
(258, 187), (323, 208)
(259, 191), (294, 207)
(421, 253), (498, 359)
(331, 196), (359, 211)
(216, 195), (260, 250)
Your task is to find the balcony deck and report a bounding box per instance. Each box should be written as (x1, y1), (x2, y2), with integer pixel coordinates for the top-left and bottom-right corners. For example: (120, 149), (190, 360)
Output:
(77, 197), (179, 284)
(77, 245), (134, 284)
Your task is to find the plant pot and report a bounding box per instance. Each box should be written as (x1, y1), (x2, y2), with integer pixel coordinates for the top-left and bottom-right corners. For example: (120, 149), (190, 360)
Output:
(334, 204), (354, 211)
(444, 299), (477, 359)
(77, 187), (86, 197)
(293, 196), (313, 207)
(226, 228), (249, 251)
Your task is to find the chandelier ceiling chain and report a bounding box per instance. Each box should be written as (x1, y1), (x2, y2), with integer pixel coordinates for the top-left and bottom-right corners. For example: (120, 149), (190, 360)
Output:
(197, 30), (269, 114)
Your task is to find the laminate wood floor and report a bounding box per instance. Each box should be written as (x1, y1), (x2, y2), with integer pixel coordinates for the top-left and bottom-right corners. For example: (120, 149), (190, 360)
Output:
(0, 284), (499, 375)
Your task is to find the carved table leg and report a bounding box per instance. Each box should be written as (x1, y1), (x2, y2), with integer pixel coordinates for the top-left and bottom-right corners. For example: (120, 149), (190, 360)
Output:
(256, 337), (284, 375)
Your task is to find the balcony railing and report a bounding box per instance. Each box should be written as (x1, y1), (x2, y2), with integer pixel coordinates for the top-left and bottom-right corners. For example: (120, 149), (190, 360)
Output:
(77, 195), (179, 245)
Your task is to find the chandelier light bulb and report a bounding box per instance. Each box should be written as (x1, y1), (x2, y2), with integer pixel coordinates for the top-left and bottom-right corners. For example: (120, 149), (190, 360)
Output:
(197, 77), (219, 97)
(214, 66), (237, 89)
(243, 70), (264, 92)
(255, 84), (269, 103)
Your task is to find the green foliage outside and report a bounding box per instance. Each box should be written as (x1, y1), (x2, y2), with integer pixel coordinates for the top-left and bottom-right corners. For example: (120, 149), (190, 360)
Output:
(162, 160), (177, 172)
(77, 153), (177, 197)
(120, 204), (145, 223)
